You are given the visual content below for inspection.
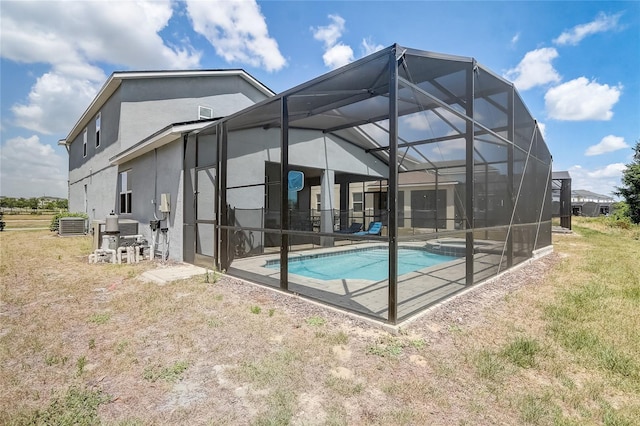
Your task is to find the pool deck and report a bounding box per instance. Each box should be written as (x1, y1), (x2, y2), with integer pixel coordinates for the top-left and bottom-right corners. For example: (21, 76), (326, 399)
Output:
(229, 242), (504, 321)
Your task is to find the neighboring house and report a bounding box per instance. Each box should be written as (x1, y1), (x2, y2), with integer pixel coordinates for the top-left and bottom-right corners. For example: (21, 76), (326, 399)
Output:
(571, 189), (615, 216)
(37, 196), (66, 208)
(60, 70), (274, 261)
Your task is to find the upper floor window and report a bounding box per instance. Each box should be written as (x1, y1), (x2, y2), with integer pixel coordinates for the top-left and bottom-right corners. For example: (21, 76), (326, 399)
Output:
(119, 170), (132, 214)
(315, 193), (321, 212)
(198, 106), (213, 120)
(95, 113), (101, 148)
(83, 129), (87, 157)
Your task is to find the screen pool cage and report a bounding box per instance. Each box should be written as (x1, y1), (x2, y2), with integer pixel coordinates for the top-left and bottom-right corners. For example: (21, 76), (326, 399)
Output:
(198, 44), (552, 324)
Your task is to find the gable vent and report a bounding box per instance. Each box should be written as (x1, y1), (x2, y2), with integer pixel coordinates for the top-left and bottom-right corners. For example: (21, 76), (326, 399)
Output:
(198, 106), (213, 120)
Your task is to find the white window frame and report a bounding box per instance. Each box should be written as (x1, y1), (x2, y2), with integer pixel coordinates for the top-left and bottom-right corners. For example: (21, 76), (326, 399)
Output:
(119, 170), (132, 214)
(95, 112), (101, 148)
(83, 129), (87, 157)
(352, 192), (363, 212)
(198, 105), (213, 120)
(315, 193), (321, 212)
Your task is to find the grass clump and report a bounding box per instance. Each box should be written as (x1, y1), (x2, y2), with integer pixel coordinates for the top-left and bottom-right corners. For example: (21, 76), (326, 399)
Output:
(207, 317), (222, 328)
(501, 337), (541, 368)
(76, 356), (87, 376)
(6, 386), (109, 425)
(252, 389), (296, 426)
(306, 316), (326, 326)
(328, 331), (349, 345)
(366, 337), (404, 358)
(518, 393), (560, 425)
(203, 269), (221, 284)
(475, 350), (505, 380)
(88, 312), (111, 325)
(596, 346), (636, 377)
(250, 306), (262, 314)
(142, 360), (189, 383)
(325, 376), (364, 396)
(115, 340), (129, 355)
(44, 353), (68, 367)
(237, 349), (301, 388)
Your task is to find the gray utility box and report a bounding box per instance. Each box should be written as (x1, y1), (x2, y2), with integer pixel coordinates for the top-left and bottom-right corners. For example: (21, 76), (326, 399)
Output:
(91, 219), (139, 251)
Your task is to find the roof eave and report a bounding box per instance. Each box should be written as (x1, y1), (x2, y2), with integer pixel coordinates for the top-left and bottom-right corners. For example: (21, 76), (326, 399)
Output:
(109, 120), (213, 165)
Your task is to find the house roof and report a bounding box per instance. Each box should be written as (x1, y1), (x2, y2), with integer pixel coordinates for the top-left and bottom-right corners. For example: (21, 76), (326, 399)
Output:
(109, 118), (220, 165)
(552, 171), (571, 180)
(572, 189), (614, 202)
(61, 69), (274, 146)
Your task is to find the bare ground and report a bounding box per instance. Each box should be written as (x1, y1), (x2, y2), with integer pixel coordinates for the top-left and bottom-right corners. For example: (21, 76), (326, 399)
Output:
(0, 227), (637, 425)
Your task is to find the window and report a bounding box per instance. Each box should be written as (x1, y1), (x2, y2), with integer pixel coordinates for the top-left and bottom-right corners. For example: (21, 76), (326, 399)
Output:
(119, 170), (132, 214)
(198, 106), (213, 120)
(95, 113), (101, 147)
(352, 192), (363, 212)
(315, 194), (321, 212)
(83, 129), (87, 157)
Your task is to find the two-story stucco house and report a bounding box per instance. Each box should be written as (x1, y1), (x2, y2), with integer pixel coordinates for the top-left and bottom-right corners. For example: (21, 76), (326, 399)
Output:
(59, 70), (274, 263)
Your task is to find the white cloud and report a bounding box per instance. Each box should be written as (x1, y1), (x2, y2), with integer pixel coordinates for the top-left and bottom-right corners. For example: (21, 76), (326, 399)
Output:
(362, 38), (384, 56)
(312, 15), (352, 70)
(1, 1), (200, 71)
(11, 72), (102, 135)
(510, 32), (520, 46)
(554, 12), (623, 46)
(403, 114), (430, 131)
(545, 77), (622, 121)
(1, 0), (202, 135)
(0, 135), (67, 197)
(185, 0), (286, 72)
(312, 15), (383, 70)
(322, 44), (354, 70)
(312, 15), (346, 48)
(588, 163), (626, 178)
(568, 163), (625, 198)
(504, 47), (561, 91)
(585, 135), (630, 156)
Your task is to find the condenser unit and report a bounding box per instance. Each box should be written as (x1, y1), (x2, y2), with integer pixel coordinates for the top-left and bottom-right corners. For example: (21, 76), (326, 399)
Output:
(58, 217), (86, 236)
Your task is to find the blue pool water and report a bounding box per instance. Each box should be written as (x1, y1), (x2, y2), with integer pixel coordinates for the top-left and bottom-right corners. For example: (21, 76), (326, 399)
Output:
(265, 247), (457, 281)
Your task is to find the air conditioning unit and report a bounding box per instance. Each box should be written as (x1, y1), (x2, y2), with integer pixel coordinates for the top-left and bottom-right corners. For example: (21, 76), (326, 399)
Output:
(59, 217), (86, 236)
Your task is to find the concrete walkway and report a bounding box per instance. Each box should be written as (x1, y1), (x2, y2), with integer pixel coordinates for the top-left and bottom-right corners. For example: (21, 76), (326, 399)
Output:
(140, 264), (208, 284)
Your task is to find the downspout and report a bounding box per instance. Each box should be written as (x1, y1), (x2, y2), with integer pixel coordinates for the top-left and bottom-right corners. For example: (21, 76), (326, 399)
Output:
(58, 139), (70, 207)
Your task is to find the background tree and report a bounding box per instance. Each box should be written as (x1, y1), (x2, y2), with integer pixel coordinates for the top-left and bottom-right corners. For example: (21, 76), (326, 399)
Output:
(615, 140), (640, 224)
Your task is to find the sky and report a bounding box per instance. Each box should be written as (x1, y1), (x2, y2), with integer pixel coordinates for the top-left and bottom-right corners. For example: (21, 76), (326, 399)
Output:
(1, 0), (638, 199)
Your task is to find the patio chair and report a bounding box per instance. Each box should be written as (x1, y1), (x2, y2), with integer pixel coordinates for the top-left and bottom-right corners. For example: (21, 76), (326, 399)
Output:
(354, 221), (382, 236)
(335, 222), (363, 234)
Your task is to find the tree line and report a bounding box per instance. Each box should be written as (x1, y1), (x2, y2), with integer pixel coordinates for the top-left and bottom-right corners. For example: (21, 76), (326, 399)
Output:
(0, 197), (68, 210)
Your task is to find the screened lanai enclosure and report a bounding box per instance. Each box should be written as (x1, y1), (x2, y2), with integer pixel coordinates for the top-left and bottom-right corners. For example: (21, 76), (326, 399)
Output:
(195, 44), (552, 324)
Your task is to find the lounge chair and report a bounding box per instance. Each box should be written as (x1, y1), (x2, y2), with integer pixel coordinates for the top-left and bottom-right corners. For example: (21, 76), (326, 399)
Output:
(354, 221), (382, 236)
(335, 222), (363, 234)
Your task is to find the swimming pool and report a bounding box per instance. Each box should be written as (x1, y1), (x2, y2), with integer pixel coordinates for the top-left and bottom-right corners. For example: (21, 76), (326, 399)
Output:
(265, 247), (458, 281)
